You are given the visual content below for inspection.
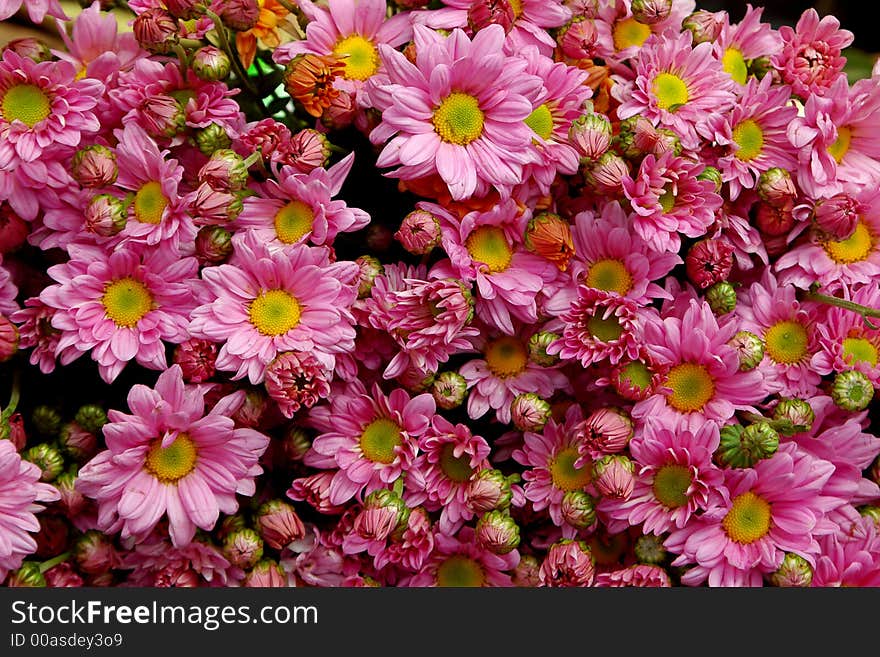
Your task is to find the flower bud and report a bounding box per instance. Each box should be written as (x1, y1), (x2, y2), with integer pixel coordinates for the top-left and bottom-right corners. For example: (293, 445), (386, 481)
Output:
(396, 210), (441, 255)
(831, 370), (874, 411)
(265, 351), (332, 417)
(3, 38), (53, 62)
(685, 238), (734, 289)
(0, 203), (29, 253)
(358, 489), (409, 539)
(243, 560), (287, 587)
(190, 184), (244, 226)
(166, 0), (206, 20)
(587, 151), (628, 194)
(199, 149), (249, 193)
(716, 422), (779, 469)
(682, 10), (723, 44)
(355, 255), (383, 299)
(431, 371), (468, 410)
(217, 514), (247, 542)
(44, 562), (84, 588)
(279, 426), (312, 462)
(558, 18), (600, 60)
(74, 530), (119, 575)
(697, 165), (723, 193)
(7, 562), (46, 588)
(511, 393), (552, 432)
(140, 95), (187, 138)
(569, 112), (611, 162)
(579, 407), (634, 455)
(814, 193), (862, 241)
(23, 443), (65, 482)
(593, 455), (635, 499)
(513, 554), (541, 587)
(0, 315), (18, 362)
(772, 398), (814, 435)
(705, 281), (737, 315)
(729, 330), (765, 371)
(195, 123), (233, 155)
(58, 421), (97, 463)
(55, 469), (88, 518)
(753, 201), (795, 237)
(466, 468), (514, 513)
(172, 338), (218, 383)
(256, 500), (306, 551)
(218, 0), (260, 31)
(475, 510), (520, 555)
(195, 225), (234, 266)
(756, 168), (796, 208)
(467, 0), (515, 34)
(84, 194), (127, 237)
(631, 0), (672, 25)
(283, 129), (332, 173)
(769, 553), (813, 587)
(749, 56), (778, 81)
(634, 534), (667, 565)
(31, 406), (62, 437)
(132, 8), (179, 55)
(0, 412), (26, 451)
(224, 528), (264, 569)
(73, 405), (107, 435)
(527, 331), (560, 367)
(72, 145), (118, 188)
(525, 212), (575, 271)
(539, 540), (595, 587)
(560, 490), (596, 530)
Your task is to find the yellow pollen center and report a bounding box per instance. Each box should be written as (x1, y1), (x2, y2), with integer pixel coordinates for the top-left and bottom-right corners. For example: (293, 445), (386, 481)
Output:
(145, 434), (198, 484)
(665, 363), (715, 413)
(436, 555), (486, 587)
(432, 92), (484, 145)
(842, 337), (879, 367)
(274, 200), (314, 243)
(249, 289), (302, 336)
(823, 222), (873, 264)
(102, 277), (153, 328)
(586, 259), (633, 295)
(732, 119), (764, 161)
(613, 17), (651, 51)
(722, 491), (772, 544)
(1, 83), (51, 128)
(524, 103), (554, 140)
(828, 126), (851, 163)
(332, 34), (379, 81)
(764, 320), (809, 365)
(508, 0), (523, 19)
(134, 181), (169, 225)
(358, 417), (403, 464)
(587, 313), (624, 342)
(466, 226), (513, 273)
(439, 443), (473, 483)
(550, 446), (592, 492)
(652, 464), (693, 509)
(722, 47), (748, 85)
(485, 337), (529, 378)
(652, 73), (689, 111)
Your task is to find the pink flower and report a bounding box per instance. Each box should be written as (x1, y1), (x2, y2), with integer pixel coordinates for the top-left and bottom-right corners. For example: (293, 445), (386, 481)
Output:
(123, 534), (243, 586)
(402, 526), (517, 586)
(813, 285), (880, 388)
(714, 4), (782, 86)
(594, 564), (671, 587)
(0, 0), (66, 23)
(9, 297), (73, 374)
(264, 351), (333, 418)
(538, 539), (594, 587)
(0, 256), (17, 316)
(0, 440), (60, 583)
(368, 24), (544, 200)
(812, 517), (880, 587)
(77, 365), (270, 547)
(595, 0), (696, 61)
(39, 243), (199, 383)
(189, 233), (359, 383)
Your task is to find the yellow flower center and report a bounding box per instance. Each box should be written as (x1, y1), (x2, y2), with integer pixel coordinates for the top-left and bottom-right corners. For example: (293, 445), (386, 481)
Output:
(134, 181), (169, 225)
(732, 119), (764, 161)
(508, 0), (523, 19)
(439, 443), (473, 483)
(1, 83), (51, 127)
(619, 360), (653, 392)
(613, 17), (651, 51)
(249, 289), (302, 336)
(549, 446), (592, 492)
(524, 103), (554, 140)
(823, 222), (873, 264)
(466, 226), (512, 273)
(274, 200), (314, 243)
(658, 186), (676, 213)
(432, 92), (484, 145)
(722, 491), (772, 544)
(145, 433), (198, 484)
(332, 34), (379, 81)
(587, 313), (624, 342)
(665, 363), (715, 413)
(842, 337), (879, 367)
(764, 320), (809, 365)
(828, 126), (851, 164)
(484, 337), (528, 378)
(358, 417), (403, 464)
(585, 258), (633, 296)
(102, 277), (153, 328)
(722, 47), (748, 85)
(652, 464), (693, 509)
(436, 555), (486, 587)
(652, 72), (689, 111)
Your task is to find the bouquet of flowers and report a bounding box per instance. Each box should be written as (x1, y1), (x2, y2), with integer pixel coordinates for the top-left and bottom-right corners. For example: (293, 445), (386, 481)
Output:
(0, 0), (879, 588)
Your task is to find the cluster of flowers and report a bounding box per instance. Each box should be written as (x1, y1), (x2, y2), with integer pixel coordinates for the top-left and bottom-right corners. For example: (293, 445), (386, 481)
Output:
(1, 0), (879, 588)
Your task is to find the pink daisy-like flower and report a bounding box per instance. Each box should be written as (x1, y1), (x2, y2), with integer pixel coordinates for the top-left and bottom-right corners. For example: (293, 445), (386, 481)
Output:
(123, 534), (243, 587)
(812, 285), (880, 388)
(77, 365), (270, 547)
(0, 0), (66, 23)
(375, 506), (434, 572)
(812, 517), (880, 587)
(568, 200), (681, 305)
(698, 75), (798, 199)
(306, 381), (435, 506)
(368, 24), (544, 201)
(595, 0), (696, 62)
(39, 243), (199, 383)
(594, 564), (671, 588)
(736, 270), (824, 397)
(771, 8), (853, 100)
(665, 443), (836, 587)
(633, 297), (767, 431)
(401, 526), (517, 587)
(9, 297), (74, 374)
(614, 31), (736, 150)
(0, 440), (60, 583)
(406, 415), (491, 533)
(236, 153), (370, 249)
(599, 420), (726, 536)
(621, 151), (722, 253)
(189, 232), (359, 384)
(714, 4), (782, 86)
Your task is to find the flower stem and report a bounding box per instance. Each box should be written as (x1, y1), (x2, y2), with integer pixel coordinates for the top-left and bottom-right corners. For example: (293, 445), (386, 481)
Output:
(205, 10), (259, 97)
(804, 284), (880, 330)
(1, 369), (20, 421)
(39, 552), (71, 574)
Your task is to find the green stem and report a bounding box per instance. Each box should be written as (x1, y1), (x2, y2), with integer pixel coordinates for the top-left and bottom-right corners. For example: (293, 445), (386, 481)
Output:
(1, 369), (20, 421)
(173, 43), (191, 70)
(39, 552), (70, 574)
(805, 284), (880, 330)
(205, 10), (259, 97)
(243, 152), (262, 168)
(276, 0), (299, 13)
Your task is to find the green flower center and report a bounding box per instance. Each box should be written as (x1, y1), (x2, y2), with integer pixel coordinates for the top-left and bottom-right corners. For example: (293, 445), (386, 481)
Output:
(145, 434), (198, 484)
(436, 556), (485, 587)
(524, 103), (554, 140)
(658, 186), (676, 213)
(550, 446), (592, 492)
(439, 443), (473, 483)
(652, 73), (689, 111)
(358, 418), (403, 464)
(587, 313), (624, 343)
(652, 464), (693, 509)
(842, 337), (879, 367)
(732, 119), (764, 161)
(764, 320), (809, 365)
(1, 83), (51, 127)
(249, 289), (302, 336)
(586, 258), (632, 295)
(134, 181), (169, 225)
(432, 92), (484, 145)
(274, 200), (314, 244)
(619, 360), (653, 392)
(722, 491), (771, 544)
(102, 277), (153, 328)
(722, 47), (748, 85)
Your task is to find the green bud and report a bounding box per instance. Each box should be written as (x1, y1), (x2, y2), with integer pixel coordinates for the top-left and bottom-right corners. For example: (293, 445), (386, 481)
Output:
(716, 422), (779, 468)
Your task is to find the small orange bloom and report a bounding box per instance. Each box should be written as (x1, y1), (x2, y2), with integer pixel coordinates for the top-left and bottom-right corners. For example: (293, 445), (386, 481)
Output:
(283, 54), (345, 118)
(524, 212), (575, 271)
(236, 0), (290, 70)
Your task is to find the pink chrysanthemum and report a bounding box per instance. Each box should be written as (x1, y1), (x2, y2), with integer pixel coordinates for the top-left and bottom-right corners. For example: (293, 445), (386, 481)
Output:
(812, 285), (880, 388)
(771, 8), (853, 100)
(0, 440), (60, 583)
(736, 270), (824, 397)
(39, 243), (199, 383)
(264, 350), (333, 418)
(236, 153), (370, 249)
(9, 297), (74, 374)
(0, 0), (66, 24)
(714, 4), (782, 86)
(595, 0), (696, 62)
(189, 233), (359, 384)
(406, 415), (491, 533)
(594, 564), (671, 588)
(401, 526), (517, 587)
(77, 365), (270, 547)
(368, 24), (544, 200)
(599, 420), (726, 536)
(614, 31), (736, 150)
(123, 534), (243, 587)
(812, 517), (880, 587)
(698, 75), (797, 199)
(621, 151), (722, 253)
(665, 443), (836, 587)
(374, 506), (434, 572)
(306, 381), (436, 505)
(633, 297), (767, 431)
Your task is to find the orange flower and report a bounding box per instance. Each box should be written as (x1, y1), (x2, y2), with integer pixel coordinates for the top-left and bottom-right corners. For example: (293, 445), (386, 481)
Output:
(235, 0), (290, 70)
(524, 212), (575, 271)
(283, 54), (345, 118)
